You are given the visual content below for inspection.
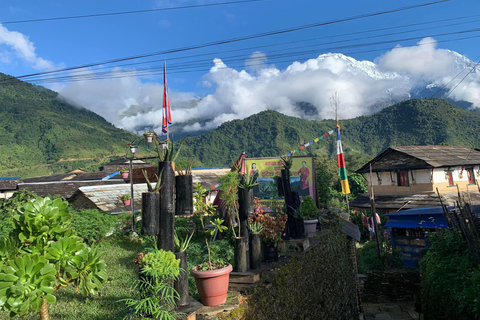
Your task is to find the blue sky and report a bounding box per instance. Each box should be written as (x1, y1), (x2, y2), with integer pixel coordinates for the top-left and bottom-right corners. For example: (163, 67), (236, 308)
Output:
(1, 0), (480, 133)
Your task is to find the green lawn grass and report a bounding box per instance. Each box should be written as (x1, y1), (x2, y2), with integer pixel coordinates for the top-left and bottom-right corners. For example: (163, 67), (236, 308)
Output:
(0, 236), (143, 320)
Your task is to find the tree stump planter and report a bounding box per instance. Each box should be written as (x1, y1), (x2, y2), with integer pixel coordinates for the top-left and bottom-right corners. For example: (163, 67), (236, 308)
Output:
(191, 264), (233, 306)
(174, 251), (189, 306)
(249, 234), (262, 269)
(141, 192), (160, 235)
(175, 175), (193, 216)
(263, 242), (278, 262)
(234, 237), (247, 272)
(158, 161), (175, 252)
(294, 217), (305, 238)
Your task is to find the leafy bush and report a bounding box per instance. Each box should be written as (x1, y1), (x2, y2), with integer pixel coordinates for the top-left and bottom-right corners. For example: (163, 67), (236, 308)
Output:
(70, 209), (119, 244)
(0, 196), (106, 319)
(357, 241), (402, 273)
(0, 190), (37, 238)
(421, 230), (480, 320)
(123, 250), (182, 320)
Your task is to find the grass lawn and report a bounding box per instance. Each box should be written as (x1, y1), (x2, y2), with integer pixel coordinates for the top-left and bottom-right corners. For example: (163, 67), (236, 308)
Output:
(0, 236), (143, 320)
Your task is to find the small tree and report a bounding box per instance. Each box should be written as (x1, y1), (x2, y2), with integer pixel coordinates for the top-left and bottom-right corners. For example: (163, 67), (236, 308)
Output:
(0, 196), (107, 320)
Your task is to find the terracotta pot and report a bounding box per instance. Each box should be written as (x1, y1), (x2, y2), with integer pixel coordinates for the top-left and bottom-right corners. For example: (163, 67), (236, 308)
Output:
(191, 264), (232, 306)
(123, 199), (131, 206)
(304, 219), (318, 237)
(121, 171), (129, 179)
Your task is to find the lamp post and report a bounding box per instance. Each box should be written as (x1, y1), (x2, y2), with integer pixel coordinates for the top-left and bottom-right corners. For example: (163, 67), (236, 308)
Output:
(129, 147), (136, 234)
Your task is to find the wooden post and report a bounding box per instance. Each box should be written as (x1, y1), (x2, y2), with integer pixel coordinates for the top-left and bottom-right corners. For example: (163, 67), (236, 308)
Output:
(369, 164), (381, 258)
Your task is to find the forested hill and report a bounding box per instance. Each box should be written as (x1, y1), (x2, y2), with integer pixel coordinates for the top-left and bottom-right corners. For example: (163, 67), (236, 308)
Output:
(0, 73), (139, 178)
(1, 71), (479, 179)
(180, 99), (480, 166)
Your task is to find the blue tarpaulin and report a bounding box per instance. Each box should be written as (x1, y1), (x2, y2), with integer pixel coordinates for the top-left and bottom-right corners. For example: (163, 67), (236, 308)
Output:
(385, 206), (449, 229)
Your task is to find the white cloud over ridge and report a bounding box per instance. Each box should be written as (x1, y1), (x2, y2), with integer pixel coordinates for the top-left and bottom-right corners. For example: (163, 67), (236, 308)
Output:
(0, 24), (56, 70)
(55, 37), (480, 133)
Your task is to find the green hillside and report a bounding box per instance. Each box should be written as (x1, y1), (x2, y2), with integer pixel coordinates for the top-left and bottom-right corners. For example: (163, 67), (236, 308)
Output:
(0, 73), (140, 178)
(1, 70), (479, 179)
(180, 99), (480, 166)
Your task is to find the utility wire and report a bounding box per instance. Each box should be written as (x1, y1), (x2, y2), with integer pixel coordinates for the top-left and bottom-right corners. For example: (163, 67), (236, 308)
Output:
(13, 27), (480, 83)
(9, 0), (452, 82)
(37, 14), (479, 74)
(431, 53), (480, 98)
(0, 0), (265, 25)
(443, 57), (480, 99)
(21, 33), (480, 84)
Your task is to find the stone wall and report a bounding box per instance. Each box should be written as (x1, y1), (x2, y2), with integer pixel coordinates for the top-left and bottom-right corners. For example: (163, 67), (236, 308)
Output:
(361, 270), (421, 303)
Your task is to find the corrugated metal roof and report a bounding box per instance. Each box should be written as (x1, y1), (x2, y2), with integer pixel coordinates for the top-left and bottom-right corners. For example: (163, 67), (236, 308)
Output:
(72, 183), (149, 213)
(357, 146), (480, 173)
(0, 179), (21, 191)
(390, 146), (480, 167)
(350, 190), (480, 210)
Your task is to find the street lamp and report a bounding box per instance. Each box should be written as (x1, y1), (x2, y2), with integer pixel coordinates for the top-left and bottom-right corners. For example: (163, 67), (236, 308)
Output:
(130, 145), (138, 154)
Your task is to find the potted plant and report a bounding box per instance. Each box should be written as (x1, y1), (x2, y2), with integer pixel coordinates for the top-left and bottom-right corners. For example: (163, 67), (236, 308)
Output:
(298, 196), (319, 237)
(143, 131), (155, 143)
(120, 167), (129, 179)
(119, 194), (131, 206)
(191, 218), (232, 306)
(249, 200), (287, 262)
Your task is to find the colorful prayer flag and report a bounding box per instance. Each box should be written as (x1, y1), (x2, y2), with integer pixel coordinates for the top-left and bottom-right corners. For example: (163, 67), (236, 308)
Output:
(336, 126), (350, 194)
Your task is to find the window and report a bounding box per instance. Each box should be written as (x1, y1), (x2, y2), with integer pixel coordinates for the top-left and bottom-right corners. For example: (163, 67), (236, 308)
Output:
(467, 168), (476, 185)
(397, 171), (409, 187)
(447, 171), (454, 186)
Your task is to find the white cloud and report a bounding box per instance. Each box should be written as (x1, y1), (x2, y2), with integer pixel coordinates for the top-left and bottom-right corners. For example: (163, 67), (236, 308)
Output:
(53, 37), (480, 133)
(377, 38), (459, 78)
(0, 24), (56, 70)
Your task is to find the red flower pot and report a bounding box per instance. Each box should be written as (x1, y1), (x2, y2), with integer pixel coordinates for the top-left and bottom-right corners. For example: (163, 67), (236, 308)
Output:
(123, 199), (131, 206)
(121, 172), (129, 179)
(191, 264), (232, 306)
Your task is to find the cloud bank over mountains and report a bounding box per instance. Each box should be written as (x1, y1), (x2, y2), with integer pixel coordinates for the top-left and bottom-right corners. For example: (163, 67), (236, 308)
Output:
(2, 26), (477, 133)
(58, 37), (478, 133)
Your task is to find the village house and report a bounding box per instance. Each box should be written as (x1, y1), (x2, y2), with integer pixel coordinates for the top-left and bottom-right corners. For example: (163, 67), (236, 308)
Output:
(350, 146), (480, 212)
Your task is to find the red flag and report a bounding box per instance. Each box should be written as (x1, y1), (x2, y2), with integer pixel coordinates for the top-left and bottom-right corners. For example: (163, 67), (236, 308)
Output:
(162, 61), (171, 134)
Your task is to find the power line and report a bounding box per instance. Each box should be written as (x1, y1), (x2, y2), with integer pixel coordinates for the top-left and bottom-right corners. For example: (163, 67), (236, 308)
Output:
(9, 0), (452, 82)
(443, 57), (480, 99)
(0, 0), (265, 25)
(21, 33), (480, 84)
(431, 53), (480, 98)
(48, 14), (479, 73)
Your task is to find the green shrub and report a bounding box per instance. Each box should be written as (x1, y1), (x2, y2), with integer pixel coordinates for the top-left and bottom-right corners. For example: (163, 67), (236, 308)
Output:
(122, 250), (182, 320)
(357, 241), (402, 273)
(421, 230), (480, 320)
(0, 196), (106, 319)
(70, 209), (119, 244)
(0, 190), (37, 238)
